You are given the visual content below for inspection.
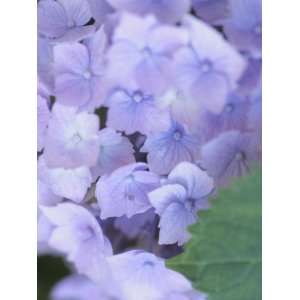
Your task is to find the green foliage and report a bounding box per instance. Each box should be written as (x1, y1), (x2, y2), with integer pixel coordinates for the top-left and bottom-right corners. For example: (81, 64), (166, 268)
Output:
(38, 256), (70, 300)
(167, 169), (262, 300)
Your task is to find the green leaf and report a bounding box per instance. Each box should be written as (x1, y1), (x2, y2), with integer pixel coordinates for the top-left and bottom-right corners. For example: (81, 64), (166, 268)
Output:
(167, 169), (262, 300)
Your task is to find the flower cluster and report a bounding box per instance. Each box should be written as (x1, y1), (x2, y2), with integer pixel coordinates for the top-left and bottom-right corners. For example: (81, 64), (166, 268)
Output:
(37, 0), (261, 299)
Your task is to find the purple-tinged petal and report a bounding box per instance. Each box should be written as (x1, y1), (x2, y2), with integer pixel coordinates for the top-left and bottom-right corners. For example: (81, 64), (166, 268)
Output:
(168, 162), (214, 200)
(38, 0), (68, 38)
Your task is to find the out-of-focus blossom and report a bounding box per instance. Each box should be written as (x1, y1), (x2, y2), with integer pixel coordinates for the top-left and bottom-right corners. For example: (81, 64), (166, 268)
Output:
(174, 15), (246, 114)
(141, 122), (201, 175)
(149, 162), (214, 245)
(200, 130), (260, 186)
(44, 104), (100, 169)
(107, 250), (192, 300)
(54, 28), (108, 110)
(41, 203), (113, 282)
(106, 86), (171, 135)
(192, 0), (229, 24)
(107, 13), (189, 95)
(96, 163), (160, 219)
(107, 0), (191, 24)
(38, 0), (95, 42)
(91, 127), (135, 179)
(38, 157), (92, 203)
(223, 0), (262, 57)
(165, 290), (207, 300)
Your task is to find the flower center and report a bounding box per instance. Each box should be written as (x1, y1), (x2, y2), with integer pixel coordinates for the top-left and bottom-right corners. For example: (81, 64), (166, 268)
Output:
(225, 103), (234, 113)
(132, 91), (144, 103)
(200, 60), (212, 73)
(173, 131), (182, 141)
(83, 70), (92, 79)
(235, 151), (245, 161)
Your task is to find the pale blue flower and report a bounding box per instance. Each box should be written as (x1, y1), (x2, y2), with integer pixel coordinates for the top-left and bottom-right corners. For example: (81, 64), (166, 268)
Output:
(107, 250), (192, 300)
(37, 94), (51, 152)
(54, 28), (108, 110)
(96, 163), (160, 219)
(107, 13), (189, 95)
(223, 0), (262, 57)
(44, 104), (101, 169)
(106, 86), (171, 135)
(41, 203), (113, 282)
(200, 130), (260, 186)
(174, 15), (246, 114)
(38, 157), (92, 203)
(141, 122), (201, 175)
(148, 162), (214, 245)
(38, 0), (95, 42)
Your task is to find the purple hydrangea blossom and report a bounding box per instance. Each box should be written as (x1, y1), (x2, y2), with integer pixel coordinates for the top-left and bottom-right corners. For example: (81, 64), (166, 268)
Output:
(41, 203), (113, 282)
(200, 130), (260, 186)
(192, 0), (229, 25)
(54, 28), (108, 110)
(141, 122), (201, 175)
(38, 0), (95, 43)
(38, 157), (92, 203)
(96, 163), (160, 219)
(197, 92), (251, 142)
(37, 94), (51, 152)
(107, 250), (192, 300)
(91, 127), (135, 179)
(107, 13), (189, 95)
(43, 104), (100, 169)
(107, 0), (191, 24)
(106, 86), (171, 135)
(223, 0), (262, 57)
(174, 15), (246, 114)
(148, 162), (214, 245)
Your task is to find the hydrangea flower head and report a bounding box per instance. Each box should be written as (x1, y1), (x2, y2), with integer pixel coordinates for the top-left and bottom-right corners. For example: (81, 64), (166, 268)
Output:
(141, 121), (201, 175)
(44, 104), (101, 169)
(38, 0), (95, 42)
(106, 86), (171, 135)
(223, 0), (262, 57)
(107, 0), (191, 24)
(54, 28), (108, 110)
(174, 15), (246, 114)
(107, 13), (189, 95)
(148, 162), (214, 245)
(41, 203), (113, 282)
(96, 163), (160, 219)
(107, 250), (192, 300)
